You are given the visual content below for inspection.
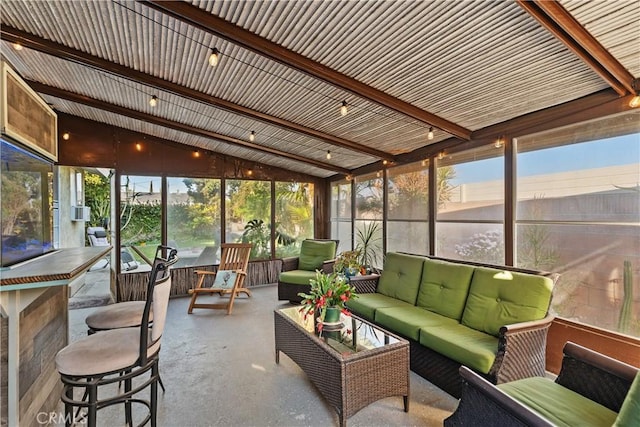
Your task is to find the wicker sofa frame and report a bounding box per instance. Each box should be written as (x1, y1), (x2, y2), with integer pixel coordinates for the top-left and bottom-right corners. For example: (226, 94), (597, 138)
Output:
(444, 341), (639, 426)
(349, 254), (559, 398)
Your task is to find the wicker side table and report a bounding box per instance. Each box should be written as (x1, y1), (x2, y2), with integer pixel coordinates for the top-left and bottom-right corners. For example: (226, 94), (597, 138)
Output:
(274, 307), (409, 427)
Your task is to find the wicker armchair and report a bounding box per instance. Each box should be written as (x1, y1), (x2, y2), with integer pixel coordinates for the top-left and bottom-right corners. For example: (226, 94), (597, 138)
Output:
(445, 341), (639, 426)
(277, 239), (338, 303)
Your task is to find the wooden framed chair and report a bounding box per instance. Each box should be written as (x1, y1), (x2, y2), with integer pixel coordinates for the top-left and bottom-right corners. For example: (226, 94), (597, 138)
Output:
(188, 243), (252, 315)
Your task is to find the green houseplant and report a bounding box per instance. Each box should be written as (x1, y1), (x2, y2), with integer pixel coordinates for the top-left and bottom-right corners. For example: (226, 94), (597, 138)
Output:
(298, 270), (358, 332)
(334, 250), (363, 277)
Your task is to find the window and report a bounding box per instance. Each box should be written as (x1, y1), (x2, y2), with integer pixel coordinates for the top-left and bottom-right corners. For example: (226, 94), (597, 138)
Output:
(387, 161), (429, 255)
(275, 181), (314, 258)
(120, 174), (161, 270)
(330, 180), (352, 254)
(436, 145), (504, 264)
(167, 177), (221, 267)
(516, 111), (640, 336)
(355, 172), (384, 269)
(225, 179), (272, 260)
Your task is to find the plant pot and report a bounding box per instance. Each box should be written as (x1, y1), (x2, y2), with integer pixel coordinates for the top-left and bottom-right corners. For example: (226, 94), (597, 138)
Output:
(324, 306), (342, 324)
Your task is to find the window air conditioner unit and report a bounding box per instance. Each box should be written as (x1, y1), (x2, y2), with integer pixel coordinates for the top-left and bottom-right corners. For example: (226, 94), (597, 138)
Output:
(72, 206), (90, 222)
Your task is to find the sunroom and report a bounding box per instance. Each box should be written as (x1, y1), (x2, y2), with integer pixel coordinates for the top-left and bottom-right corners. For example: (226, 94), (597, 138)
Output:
(0, 1), (638, 425)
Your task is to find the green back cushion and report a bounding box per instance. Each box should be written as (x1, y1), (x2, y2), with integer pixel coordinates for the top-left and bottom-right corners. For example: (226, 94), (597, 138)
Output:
(377, 253), (425, 305)
(499, 377), (618, 427)
(615, 372), (640, 427)
(416, 259), (475, 320)
(297, 240), (337, 271)
(461, 267), (553, 336)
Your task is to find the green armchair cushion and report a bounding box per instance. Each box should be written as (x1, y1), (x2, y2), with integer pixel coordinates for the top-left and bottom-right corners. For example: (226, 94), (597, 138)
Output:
(297, 240), (337, 271)
(499, 377), (618, 427)
(279, 270), (318, 286)
(375, 306), (457, 341)
(419, 323), (498, 374)
(461, 267), (554, 337)
(615, 372), (640, 427)
(416, 258), (475, 320)
(376, 252), (425, 305)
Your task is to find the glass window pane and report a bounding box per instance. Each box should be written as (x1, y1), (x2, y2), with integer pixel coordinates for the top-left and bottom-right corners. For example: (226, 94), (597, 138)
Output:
(275, 182), (314, 258)
(437, 146), (504, 221)
(331, 180), (352, 253)
(120, 175), (161, 272)
(387, 161), (429, 256)
(167, 177), (221, 267)
(355, 172), (383, 220)
(437, 223), (504, 264)
(516, 111), (640, 337)
(225, 179), (271, 260)
(387, 221), (428, 255)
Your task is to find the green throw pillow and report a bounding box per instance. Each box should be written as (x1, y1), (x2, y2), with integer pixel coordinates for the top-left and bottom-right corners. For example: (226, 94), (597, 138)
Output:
(461, 267), (553, 336)
(213, 270), (238, 289)
(298, 240), (337, 271)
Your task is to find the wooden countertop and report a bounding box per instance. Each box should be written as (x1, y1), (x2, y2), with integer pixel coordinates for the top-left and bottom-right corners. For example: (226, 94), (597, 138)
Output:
(0, 247), (111, 289)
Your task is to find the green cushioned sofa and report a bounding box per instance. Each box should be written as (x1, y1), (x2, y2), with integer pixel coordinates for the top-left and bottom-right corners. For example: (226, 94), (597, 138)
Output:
(445, 341), (640, 427)
(278, 239), (338, 303)
(346, 252), (558, 398)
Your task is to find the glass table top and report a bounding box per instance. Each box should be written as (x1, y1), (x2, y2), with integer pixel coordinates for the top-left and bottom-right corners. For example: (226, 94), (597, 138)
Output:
(278, 306), (403, 356)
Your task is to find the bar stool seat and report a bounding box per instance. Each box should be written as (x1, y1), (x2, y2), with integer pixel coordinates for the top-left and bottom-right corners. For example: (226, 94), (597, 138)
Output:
(56, 328), (141, 376)
(85, 301), (151, 333)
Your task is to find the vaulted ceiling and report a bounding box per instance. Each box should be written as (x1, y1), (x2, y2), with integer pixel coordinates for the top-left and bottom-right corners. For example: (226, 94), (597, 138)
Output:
(1, 0), (638, 178)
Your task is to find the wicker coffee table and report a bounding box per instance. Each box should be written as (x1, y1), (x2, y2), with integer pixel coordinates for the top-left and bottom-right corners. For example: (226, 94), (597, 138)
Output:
(274, 306), (409, 427)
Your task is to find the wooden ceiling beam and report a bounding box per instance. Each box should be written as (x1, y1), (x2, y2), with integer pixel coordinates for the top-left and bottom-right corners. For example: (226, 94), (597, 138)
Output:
(28, 80), (351, 175)
(517, 0), (632, 96)
(1, 26), (391, 162)
(140, 0), (472, 141)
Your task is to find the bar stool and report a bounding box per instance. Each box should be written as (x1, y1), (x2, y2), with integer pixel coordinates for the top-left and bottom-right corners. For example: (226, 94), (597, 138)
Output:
(55, 246), (177, 426)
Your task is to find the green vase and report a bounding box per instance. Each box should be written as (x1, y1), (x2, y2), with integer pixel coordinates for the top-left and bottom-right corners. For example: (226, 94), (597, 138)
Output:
(324, 306), (341, 323)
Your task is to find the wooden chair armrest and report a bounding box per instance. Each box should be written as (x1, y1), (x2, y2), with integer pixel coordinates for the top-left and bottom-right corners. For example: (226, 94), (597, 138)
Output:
(194, 269), (218, 276)
(444, 367), (554, 427)
(500, 314), (555, 335)
(347, 274), (380, 294)
(320, 259), (336, 274)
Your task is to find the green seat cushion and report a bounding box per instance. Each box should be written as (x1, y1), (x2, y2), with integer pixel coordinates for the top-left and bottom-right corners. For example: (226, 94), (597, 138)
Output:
(279, 270), (317, 286)
(461, 267), (554, 337)
(419, 323), (498, 374)
(615, 372), (640, 427)
(499, 377), (618, 427)
(375, 306), (458, 340)
(298, 240), (337, 271)
(346, 293), (409, 322)
(416, 259), (475, 320)
(377, 253), (426, 305)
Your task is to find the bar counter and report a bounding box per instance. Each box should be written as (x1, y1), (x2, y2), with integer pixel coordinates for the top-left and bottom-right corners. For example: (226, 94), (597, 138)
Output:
(0, 246), (111, 427)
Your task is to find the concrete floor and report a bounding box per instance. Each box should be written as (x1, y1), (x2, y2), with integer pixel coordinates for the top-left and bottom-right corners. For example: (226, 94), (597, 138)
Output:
(65, 283), (458, 426)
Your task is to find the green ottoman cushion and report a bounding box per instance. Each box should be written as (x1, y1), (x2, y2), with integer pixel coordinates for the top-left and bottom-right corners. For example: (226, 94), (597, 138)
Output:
(419, 323), (498, 374)
(375, 306), (457, 340)
(615, 372), (640, 427)
(279, 270), (317, 285)
(416, 258), (475, 320)
(346, 293), (409, 322)
(298, 240), (337, 271)
(461, 267), (553, 336)
(376, 252), (426, 305)
(499, 377), (618, 427)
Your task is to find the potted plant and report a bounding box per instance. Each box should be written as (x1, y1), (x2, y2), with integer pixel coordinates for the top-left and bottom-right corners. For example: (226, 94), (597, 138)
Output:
(333, 250), (363, 277)
(298, 270), (358, 332)
(356, 221), (383, 273)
